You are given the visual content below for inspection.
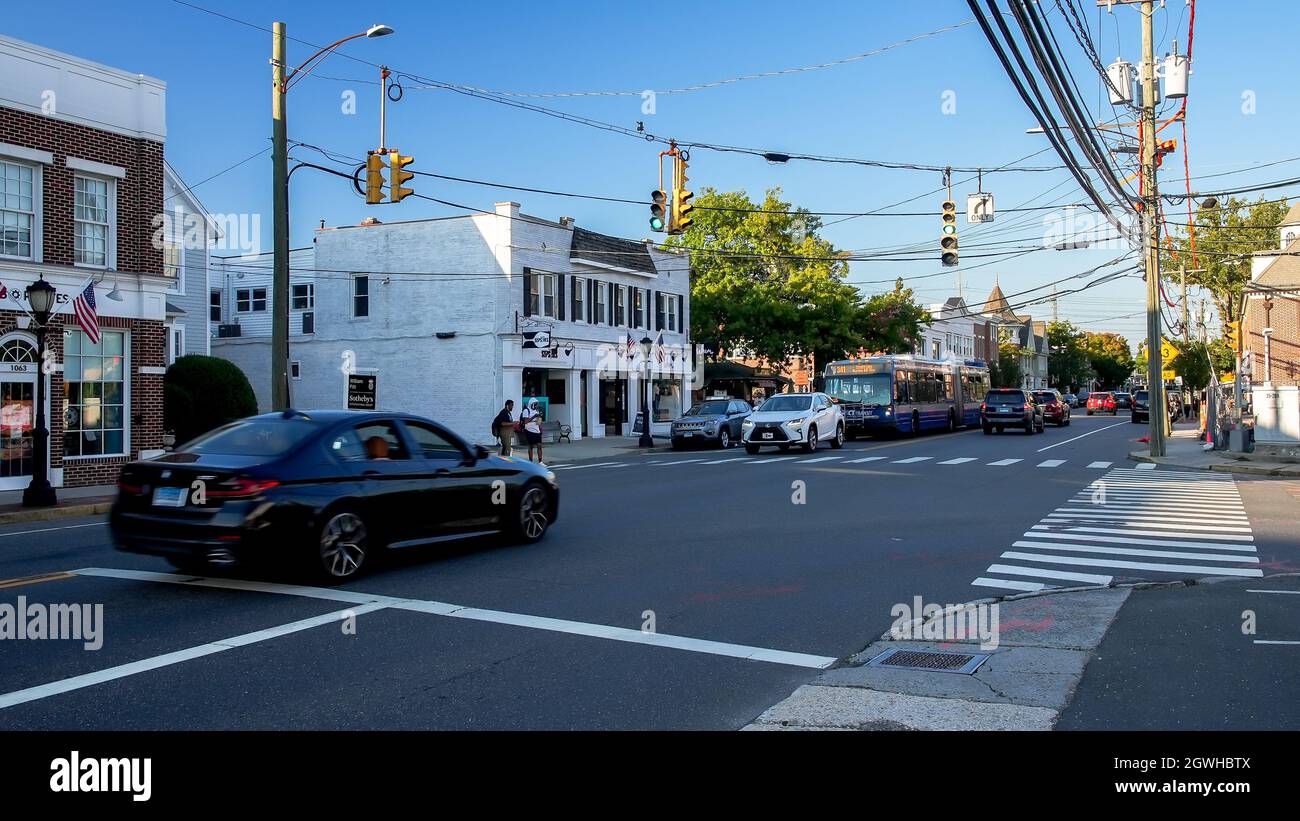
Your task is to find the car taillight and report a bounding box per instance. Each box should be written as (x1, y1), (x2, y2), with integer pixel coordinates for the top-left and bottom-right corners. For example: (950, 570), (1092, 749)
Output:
(206, 477), (281, 499)
(980, 402), (986, 411)
(117, 480), (143, 495)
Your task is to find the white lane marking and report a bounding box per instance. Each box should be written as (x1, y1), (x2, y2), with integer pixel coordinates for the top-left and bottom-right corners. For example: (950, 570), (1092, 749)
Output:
(1134, 462), (1157, 470)
(1025, 530), (1258, 552)
(66, 568), (836, 674)
(987, 564), (1112, 585)
(1254, 640), (1300, 645)
(398, 601), (835, 669)
(0, 521), (107, 539)
(1000, 552), (1264, 577)
(747, 456), (797, 464)
(972, 577), (1047, 592)
(1246, 589), (1300, 595)
(1036, 420), (1129, 452)
(1108, 469), (1232, 479)
(1087, 461), (1113, 469)
(1037, 459), (1066, 468)
(845, 456), (888, 464)
(1033, 524), (1254, 542)
(988, 459), (1022, 466)
(1051, 508), (1249, 522)
(1011, 540), (1258, 563)
(1043, 516), (1251, 533)
(552, 462), (622, 471)
(800, 456), (844, 464)
(891, 456), (932, 464)
(0, 603), (386, 710)
(938, 457), (977, 465)
(696, 457), (752, 465)
(648, 459), (705, 466)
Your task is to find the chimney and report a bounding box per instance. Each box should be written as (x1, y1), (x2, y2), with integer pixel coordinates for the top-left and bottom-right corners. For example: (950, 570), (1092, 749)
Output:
(559, 216), (574, 228)
(359, 216), (382, 226)
(495, 201), (521, 220)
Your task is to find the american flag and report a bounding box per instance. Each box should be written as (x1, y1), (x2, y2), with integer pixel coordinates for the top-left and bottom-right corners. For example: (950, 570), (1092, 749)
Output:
(654, 332), (666, 364)
(73, 282), (100, 344)
(624, 332), (636, 360)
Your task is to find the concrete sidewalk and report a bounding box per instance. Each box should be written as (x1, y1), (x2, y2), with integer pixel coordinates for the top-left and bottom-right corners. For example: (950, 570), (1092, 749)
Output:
(505, 434), (677, 465)
(0, 484), (115, 526)
(745, 585), (1133, 731)
(1129, 426), (1300, 477)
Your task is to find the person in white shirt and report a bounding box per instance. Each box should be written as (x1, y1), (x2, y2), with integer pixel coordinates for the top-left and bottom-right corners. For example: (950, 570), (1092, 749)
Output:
(520, 401), (544, 464)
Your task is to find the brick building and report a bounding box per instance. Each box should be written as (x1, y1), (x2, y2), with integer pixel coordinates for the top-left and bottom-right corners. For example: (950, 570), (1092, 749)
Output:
(1245, 203), (1300, 386)
(0, 35), (175, 491)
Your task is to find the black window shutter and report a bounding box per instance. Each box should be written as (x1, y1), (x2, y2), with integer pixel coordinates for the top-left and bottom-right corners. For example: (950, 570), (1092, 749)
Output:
(677, 294), (684, 334)
(557, 275), (565, 320)
(655, 290), (664, 331)
(588, 279), (595, 323)
(571, 276), (579, 320)
(522, 267), (532, 317)
(609, 282), (616, 325)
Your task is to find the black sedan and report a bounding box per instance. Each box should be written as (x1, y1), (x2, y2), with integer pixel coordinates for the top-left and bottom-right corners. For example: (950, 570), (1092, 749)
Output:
(111, 410), (559, 582)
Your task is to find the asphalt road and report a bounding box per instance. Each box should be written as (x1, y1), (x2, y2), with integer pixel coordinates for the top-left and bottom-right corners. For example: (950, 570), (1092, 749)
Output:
(0, 413), (1289, 729)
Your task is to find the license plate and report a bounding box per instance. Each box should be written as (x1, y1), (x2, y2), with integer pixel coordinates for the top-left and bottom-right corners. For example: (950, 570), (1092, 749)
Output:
(1000, 405), (1012, 411)
(683, 432), (695, 437)
(152, 486), (187, 508)
(762, 432), (774, 439)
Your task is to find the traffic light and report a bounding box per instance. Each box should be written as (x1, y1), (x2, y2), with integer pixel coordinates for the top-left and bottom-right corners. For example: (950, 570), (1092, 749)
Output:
(941, 199), (958, 266)
(650, 189), (668, 232)
(365, 152), (386, 204)
(670, 156), (694, 235)
(388, 151), (415, 203)
(1224, 320), (1240, 350)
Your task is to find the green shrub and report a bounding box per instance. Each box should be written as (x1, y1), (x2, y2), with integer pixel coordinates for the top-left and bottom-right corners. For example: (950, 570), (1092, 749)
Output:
(164, 355), (258, 446)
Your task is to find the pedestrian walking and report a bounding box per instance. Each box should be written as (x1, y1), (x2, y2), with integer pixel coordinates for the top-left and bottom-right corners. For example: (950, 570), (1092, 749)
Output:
(491, 400), (515, 457)
(521, 400), (545, 464)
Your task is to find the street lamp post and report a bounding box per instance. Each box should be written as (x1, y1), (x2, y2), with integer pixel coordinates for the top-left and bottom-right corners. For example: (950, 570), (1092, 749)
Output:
(271, 22), (393, 411)
(23, 276), (58, 508)
(639, 335), (654, 448)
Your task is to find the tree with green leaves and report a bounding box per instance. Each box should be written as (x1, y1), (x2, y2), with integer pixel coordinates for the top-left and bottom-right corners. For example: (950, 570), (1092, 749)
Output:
(1171, 338), (1234, 392)
(1047, 320), (1091, 391)
(1162, 196), (1288, 327)
(664, 188), (928, 386)
(996, 344), (1024, 388)
(1084, 331), (1135, 389)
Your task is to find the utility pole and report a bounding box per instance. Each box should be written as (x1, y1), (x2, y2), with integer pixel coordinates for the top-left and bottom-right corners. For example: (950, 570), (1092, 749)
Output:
(271, 22), (291, 411)
(1138, 0), (1166, 456)
(1180, 264), (1190, 342)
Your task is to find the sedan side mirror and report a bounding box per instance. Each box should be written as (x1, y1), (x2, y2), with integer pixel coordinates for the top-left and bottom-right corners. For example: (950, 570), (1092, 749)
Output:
(475, 444), (490, 460)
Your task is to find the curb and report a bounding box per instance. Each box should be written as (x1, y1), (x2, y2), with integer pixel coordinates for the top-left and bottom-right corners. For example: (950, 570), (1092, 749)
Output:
(0, 501), (112, 526)
(1126, 449), (1300, 477)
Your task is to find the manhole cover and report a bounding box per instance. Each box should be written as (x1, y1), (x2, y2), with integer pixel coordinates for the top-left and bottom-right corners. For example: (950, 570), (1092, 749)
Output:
(866, 648), (989, 675)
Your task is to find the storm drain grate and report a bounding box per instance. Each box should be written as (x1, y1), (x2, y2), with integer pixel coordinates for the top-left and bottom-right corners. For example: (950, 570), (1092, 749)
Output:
(865, 648), (990, 675)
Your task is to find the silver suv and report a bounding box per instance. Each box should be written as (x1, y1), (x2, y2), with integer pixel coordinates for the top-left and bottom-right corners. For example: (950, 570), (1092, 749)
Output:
(742, 392), (845, 454)
(671, 398), (752, 450)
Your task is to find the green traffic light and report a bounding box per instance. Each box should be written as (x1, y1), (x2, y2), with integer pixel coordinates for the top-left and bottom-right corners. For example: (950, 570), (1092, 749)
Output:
(650, 216), (665, 231)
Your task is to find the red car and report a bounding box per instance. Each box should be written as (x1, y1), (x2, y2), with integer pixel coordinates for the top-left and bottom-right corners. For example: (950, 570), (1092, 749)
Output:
(1033, 390), (1071, 426)
(1086, 391), (1117, 415)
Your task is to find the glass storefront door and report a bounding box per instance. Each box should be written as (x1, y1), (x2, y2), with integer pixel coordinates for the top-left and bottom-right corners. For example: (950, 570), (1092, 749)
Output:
(0, 377), (36, 486)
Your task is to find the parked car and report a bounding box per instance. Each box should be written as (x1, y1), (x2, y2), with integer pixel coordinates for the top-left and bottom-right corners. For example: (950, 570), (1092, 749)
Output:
(671, 398), (751, 449)
(1131, 389), (1180, 426)
(1087, 391), (1117, 415)
(111, 410), (559, 582)
(1114, 391), (1133, 410)
(1033, 390), (1071, 427)
(981, 388), (1045, 435)
(1062, 392), (1078, 408)
(742, 392), (845, 454)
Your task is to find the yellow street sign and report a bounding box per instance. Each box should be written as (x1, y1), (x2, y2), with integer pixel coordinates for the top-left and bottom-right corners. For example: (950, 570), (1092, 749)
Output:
(1159, 338), (1178, 362)
(1162, 369), (1176, 381)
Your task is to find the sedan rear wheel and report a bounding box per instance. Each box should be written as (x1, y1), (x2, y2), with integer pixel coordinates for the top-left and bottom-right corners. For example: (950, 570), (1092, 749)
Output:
(318, 511), (369, 581)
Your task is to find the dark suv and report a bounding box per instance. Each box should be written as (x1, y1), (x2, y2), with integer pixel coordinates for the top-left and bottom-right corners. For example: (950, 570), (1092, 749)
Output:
(1131, 389), (1178, 426)
(670, 398), (751, 449)
(981, 388), (1045, 435)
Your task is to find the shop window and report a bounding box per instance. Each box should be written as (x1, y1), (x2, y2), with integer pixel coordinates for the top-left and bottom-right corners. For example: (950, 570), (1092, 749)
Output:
(62, 329), (126, 458)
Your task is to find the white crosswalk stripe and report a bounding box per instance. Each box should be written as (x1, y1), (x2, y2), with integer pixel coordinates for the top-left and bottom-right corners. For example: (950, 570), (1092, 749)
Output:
(892, 456), (932, 464)
(696, 457), (753, 465)
(1037, 459), (1066, 468)
(988, 459), (1022, 466)
(800, 456), (844, 464)
(1087, 461), (1113, 468)
(845, 456), (888, 464)
(973, 467), (1259, 592)
(938, 457), (978, 465)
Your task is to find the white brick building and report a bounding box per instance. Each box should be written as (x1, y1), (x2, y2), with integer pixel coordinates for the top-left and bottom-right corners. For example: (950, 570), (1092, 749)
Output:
(213, 203), (693, 446)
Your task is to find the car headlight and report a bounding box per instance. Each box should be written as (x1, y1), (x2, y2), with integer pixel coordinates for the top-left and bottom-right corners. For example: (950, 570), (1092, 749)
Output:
(742, 419), (754, 429)
(884, 408), (892, 416)
(786, 417), (804, 428)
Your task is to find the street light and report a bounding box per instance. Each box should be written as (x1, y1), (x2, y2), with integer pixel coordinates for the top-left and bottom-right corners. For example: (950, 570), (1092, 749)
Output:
(23, 276), (58, 507)
(271, 22), (394, 411)
(639, 335), (654, 448)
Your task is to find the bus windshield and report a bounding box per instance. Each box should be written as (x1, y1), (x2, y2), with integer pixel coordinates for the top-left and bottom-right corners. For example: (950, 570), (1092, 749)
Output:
(825, 373), (892, 405)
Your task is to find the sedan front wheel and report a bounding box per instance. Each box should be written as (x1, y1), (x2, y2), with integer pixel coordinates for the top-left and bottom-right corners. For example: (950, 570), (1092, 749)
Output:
(317, 511), (369, 582)
(510, 483), (551, 544)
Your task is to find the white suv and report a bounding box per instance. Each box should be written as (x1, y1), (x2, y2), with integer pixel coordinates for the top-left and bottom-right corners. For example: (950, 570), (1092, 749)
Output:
(742, 392), (845, 454)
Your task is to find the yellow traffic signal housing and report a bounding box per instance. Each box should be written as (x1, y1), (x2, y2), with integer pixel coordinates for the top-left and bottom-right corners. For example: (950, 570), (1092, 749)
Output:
(1224, 320), (1240, 350)
(669, 155), (693, 234)
(650, 190), (668, 232)
(389, 151), (415, 203)
(365, 153), (386, 204)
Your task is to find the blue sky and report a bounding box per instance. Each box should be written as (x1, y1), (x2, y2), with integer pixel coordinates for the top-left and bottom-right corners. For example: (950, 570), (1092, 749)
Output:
(7, 0), (1295, 345)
